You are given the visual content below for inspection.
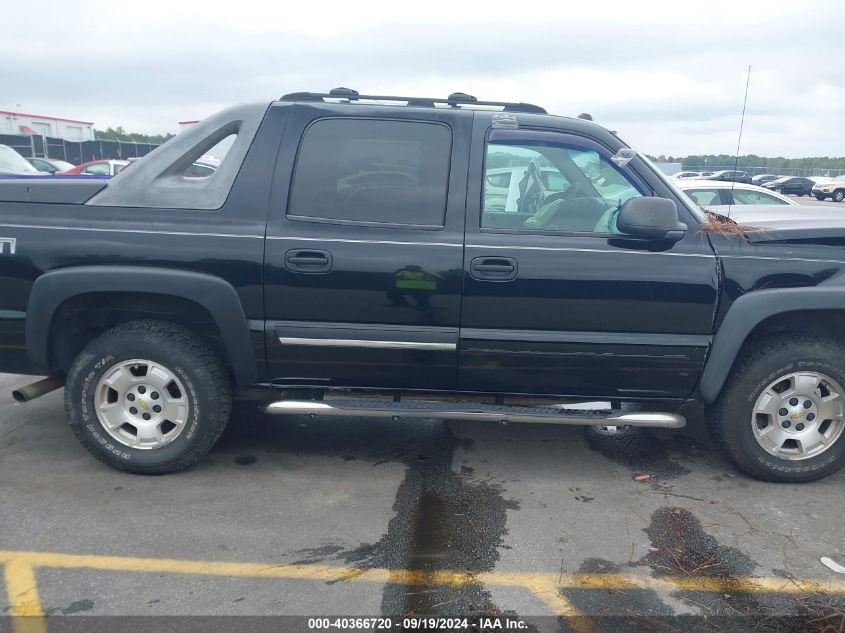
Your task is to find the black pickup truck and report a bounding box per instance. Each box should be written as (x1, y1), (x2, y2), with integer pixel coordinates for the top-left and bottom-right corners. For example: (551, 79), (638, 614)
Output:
(2, 88), (845, 482)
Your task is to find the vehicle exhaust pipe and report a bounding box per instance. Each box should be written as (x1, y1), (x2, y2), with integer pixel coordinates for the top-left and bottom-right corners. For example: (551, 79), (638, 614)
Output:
(12, 377), (64, 403)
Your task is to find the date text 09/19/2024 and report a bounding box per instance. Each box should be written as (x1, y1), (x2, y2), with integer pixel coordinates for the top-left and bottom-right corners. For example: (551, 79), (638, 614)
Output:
(307, 617), (528, 630)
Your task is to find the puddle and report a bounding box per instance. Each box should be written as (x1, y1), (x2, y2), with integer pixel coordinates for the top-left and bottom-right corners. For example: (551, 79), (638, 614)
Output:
(568, 557), (675, 626)
(636, 506), (755, 578)
(565, 506), (839, 631)
(585, 427), (691, 479)
(339, 421), (520, 617)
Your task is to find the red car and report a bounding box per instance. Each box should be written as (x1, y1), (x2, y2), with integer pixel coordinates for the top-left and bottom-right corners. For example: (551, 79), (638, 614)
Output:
(58, 159), (129, 177)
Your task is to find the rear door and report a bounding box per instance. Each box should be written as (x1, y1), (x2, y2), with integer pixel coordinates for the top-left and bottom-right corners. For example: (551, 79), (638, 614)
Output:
(458, 118), (719, 399)
(264, 103), (471, 390)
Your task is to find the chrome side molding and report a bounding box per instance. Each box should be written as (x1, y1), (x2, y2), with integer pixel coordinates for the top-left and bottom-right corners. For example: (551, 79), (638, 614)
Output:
(278, 337), (455, 351)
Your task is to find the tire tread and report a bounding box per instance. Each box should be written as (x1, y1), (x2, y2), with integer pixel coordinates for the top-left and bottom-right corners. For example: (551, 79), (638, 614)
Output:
(64, 319), (232, 475)
(707, 334), (845, 482)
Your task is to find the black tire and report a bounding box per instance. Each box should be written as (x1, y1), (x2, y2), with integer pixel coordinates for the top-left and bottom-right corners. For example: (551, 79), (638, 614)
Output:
(706, 334), (845, 483)
(834, 189), (845, 203)
(706, 335), (845, 482)
(815, 194), (825, 201)
(64, 320), (232, 474)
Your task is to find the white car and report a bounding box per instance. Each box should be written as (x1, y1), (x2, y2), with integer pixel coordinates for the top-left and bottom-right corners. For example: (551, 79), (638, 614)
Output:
(677, 179), (797, 207)
(812, 175), (845, 202)
(672, 171), (703, 179)
(0, 144), (41, 176)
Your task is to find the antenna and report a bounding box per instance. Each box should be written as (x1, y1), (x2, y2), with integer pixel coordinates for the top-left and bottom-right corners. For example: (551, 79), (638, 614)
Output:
(728, 66), (752, 217)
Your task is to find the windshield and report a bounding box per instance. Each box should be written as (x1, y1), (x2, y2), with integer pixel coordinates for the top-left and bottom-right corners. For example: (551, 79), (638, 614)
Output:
(0, 146), (38, 173)
(637, 153), (707, 224)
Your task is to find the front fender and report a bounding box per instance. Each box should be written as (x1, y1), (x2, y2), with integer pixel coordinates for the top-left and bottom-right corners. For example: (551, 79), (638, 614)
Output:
(25, 266), (257, 386)
(700, 285), (845, 403)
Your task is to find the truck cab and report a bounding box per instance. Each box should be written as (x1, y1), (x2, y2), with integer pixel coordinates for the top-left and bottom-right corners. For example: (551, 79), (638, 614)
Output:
(2, 89), (845, 482)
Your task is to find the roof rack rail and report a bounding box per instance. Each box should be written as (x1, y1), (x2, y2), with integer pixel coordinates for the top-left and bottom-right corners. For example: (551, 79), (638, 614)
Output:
(279, 88), (546, 114)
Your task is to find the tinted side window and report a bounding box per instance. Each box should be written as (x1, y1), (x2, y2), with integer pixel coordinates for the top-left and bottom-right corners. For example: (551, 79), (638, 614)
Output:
(288, 119), (452, 227)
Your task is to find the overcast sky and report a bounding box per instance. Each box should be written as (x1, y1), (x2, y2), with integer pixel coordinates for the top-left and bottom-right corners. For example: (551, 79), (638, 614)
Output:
(2, 0), (843, 157)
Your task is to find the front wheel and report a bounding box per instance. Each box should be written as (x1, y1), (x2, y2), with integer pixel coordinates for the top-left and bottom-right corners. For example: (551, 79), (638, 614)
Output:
(65, 320), (232, 474)
(815, 193), (825, 201)
(706, 336), (845, 482)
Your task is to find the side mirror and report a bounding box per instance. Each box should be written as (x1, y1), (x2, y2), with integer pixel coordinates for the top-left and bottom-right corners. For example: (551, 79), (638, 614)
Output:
(617, 197), (687, 241)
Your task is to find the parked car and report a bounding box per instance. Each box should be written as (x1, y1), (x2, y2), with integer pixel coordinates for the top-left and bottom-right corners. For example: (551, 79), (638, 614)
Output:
(763, 177), (815, 196)
(57, 159), (129, 177)
(484, 166), (568, 211)
(4, 89), (845, 483)
(750, 174), (781, 185)
(672, 171), (702, 179)
(184, 156), (220, 178)
(703, 170), (752, 184)
(813, 175), (845, 203)
(125, 156), (218, 178)
(27, 157), (75, 174)
(677, 179), (796, 207)
(0, 145), (41, 176)
(726, 204), (845, 224)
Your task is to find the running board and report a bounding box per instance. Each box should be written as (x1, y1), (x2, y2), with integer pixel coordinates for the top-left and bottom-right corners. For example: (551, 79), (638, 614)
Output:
(264, 398), (686, 429)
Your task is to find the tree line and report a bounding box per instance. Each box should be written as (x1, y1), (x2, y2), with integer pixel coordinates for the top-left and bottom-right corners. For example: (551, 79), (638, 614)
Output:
(649, 154), (845, 170)
(94, 126), (175, 144)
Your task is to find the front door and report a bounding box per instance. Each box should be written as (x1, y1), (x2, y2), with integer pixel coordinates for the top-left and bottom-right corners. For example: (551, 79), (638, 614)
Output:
(459, 121), (719, 399)
(264, 103), (471, 390)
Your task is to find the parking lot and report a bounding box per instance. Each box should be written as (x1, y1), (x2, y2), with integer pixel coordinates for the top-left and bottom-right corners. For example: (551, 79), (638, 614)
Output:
(2, 371), (844, 632)
(783, 195), (840, 207)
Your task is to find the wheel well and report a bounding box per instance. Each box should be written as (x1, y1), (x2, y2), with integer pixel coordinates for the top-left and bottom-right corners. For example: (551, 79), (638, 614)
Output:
(744, 310), (845, 347)
(48, 292), (233, 376)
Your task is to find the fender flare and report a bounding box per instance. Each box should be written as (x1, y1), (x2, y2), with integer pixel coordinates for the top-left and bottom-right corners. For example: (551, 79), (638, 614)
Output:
(700, 285), (845, 403)
(25, 266), (257, 386)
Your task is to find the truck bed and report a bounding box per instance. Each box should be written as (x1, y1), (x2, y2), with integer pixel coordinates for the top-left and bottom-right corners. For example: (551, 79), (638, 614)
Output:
(0, 178), (108, 204)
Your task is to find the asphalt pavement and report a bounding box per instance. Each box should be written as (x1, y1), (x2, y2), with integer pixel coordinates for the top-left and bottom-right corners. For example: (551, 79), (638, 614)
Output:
(1, 372), (844, 632)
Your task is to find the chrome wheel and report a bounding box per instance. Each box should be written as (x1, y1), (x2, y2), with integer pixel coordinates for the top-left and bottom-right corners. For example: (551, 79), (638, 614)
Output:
(752, 371), (845, 460)
(94, 359), (189, 450)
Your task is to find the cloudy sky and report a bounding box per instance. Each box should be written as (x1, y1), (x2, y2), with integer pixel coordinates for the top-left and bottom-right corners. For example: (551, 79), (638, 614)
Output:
(2, 0), (843, 157)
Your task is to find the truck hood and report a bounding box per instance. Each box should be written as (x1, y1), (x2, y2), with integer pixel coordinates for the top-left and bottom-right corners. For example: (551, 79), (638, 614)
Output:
(714, 204), (845, 244)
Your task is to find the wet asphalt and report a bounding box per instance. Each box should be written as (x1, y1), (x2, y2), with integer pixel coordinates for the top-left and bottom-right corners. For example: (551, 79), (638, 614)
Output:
(1, 372), (843, 631)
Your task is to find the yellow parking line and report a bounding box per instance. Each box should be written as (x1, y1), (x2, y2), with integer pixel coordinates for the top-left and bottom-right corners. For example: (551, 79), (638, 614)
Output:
(3, 549), (844, 595)
(3, 548), (845, 627)
(3, 559), (47, 633)
(520, 578), (602, 633)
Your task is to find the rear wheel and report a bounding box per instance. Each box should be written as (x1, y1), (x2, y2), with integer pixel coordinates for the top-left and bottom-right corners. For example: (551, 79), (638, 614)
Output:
(834, 189), (845, 203)
(65, 320), (232, 474)
(707, 335), (845, 482)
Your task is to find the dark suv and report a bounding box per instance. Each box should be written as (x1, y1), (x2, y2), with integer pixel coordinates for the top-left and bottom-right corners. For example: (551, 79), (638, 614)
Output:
(2, 88), (845, 483)
(763, 176), (814, 196)
(704, 170), (752, 184)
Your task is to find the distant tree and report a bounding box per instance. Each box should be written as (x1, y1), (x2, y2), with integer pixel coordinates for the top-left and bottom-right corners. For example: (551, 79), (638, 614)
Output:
(649, 154), (845, 172)
(95, 127), (176, 144)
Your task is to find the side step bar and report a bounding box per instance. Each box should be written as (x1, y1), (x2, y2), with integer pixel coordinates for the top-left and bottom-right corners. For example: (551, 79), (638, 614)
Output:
(264, 398), (686, 429)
